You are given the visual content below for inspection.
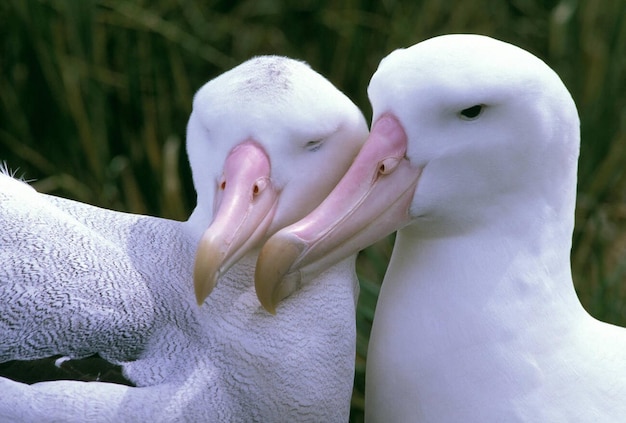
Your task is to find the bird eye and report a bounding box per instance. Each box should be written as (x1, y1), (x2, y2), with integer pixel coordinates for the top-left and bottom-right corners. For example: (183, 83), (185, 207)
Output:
(459, 104), (484, 120)
(305, 139), (323, 152)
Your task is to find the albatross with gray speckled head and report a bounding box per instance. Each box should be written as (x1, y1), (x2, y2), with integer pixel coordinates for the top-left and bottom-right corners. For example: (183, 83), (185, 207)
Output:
(0, 55), (367, 422)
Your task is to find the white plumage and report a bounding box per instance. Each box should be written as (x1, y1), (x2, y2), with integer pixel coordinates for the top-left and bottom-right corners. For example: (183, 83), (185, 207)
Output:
(256, 34), (626, 422)
(0, 55), (368, 422)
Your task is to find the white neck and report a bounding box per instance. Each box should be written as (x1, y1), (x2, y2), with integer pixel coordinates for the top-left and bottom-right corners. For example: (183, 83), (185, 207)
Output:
(365, 204), (597, 421)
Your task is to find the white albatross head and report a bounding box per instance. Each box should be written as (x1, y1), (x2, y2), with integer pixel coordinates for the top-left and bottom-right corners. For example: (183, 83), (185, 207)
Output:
(187, 56), (368, 304)
(255, 34), (580, 313)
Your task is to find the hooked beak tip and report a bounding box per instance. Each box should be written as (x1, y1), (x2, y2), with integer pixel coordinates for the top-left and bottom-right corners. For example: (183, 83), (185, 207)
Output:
(193, 263), (219, 306)
(193, 236), (222, 306)
(263, 303), (277, 316)
(254, 233), (307, 314)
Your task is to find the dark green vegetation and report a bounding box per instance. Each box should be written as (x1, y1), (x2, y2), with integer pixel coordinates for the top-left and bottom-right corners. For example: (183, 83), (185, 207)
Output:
(1, 1), (624, 421)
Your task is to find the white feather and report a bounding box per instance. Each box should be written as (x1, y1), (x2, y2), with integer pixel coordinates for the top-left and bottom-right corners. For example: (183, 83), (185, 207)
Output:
(0, 55), (368, 422)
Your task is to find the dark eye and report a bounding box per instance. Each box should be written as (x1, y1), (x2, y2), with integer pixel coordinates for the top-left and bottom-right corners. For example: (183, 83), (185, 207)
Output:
(459, 104), (484, 120)
(305, 140), (323, 152)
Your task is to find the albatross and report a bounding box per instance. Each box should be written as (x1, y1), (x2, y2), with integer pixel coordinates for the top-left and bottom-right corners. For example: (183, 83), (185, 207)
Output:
(255, 34), (626, 421)
(0, 55), (367, 421)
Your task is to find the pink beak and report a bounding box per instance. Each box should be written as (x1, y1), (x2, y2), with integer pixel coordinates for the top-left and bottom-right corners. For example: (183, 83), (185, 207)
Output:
(255, 115), (422, 313)
(194, 141), (278, 305)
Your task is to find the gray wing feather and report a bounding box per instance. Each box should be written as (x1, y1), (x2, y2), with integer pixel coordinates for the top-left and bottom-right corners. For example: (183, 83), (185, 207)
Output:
(0, 175), (358, 421)
(0, 175), (181, 363)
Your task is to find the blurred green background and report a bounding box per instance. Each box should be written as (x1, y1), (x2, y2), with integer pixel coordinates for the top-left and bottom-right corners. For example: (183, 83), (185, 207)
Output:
(0, 0), (624, 421)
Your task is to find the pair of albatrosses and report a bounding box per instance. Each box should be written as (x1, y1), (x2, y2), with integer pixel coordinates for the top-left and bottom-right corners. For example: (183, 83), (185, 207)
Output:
(4, 34), (624, 422)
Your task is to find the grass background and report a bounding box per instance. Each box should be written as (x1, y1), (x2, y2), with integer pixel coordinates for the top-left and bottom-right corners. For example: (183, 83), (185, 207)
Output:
(1, 0), (624, 420)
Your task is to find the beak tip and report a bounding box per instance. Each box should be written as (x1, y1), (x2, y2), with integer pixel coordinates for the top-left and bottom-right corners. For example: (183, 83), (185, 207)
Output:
(262, 303), (277, 315)
(194, 283), (211, 306)
(255, 281), (278, 315)
(254, 235), (305, 315)
(193, 267), (218, 307)
(257, 286), (283, 315)
(255, 269), (303, 316)
(193, 238), (223, 307)
(195, 293), (207, 306)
